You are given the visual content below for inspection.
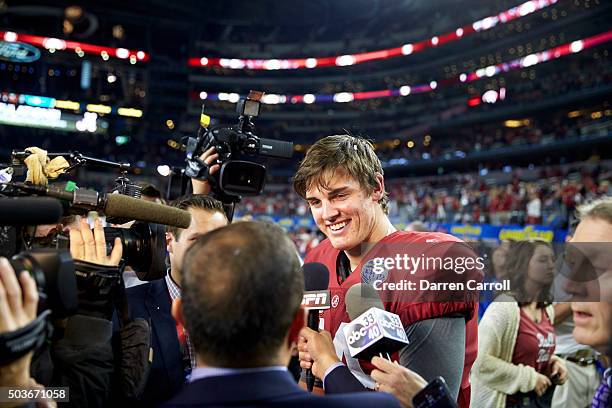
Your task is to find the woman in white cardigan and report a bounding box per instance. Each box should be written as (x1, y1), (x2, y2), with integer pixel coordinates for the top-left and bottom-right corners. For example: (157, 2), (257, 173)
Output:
(471, 240), (568, 408)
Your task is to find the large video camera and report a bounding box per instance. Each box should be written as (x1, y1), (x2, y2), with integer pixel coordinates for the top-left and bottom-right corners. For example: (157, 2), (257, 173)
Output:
(1, 152), (174, 295)
(184, 90), (293, 202)
(9, 248), (78, 318)
(49, 220), (167, 282)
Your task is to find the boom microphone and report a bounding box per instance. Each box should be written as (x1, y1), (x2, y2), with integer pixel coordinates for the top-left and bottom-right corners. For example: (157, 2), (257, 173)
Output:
(0, 197), (63, 225)
(302, 262), (330, 392)
(344, 283), (409, 361)
(8, 183), (191, 228)
(104, 194), (190, 228)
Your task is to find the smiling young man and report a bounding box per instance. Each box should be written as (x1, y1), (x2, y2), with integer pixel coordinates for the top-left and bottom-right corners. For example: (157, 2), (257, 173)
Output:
(293, 135), (480, 407)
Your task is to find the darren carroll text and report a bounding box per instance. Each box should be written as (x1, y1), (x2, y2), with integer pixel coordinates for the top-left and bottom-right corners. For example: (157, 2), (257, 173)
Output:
(373, 279), (511, 291)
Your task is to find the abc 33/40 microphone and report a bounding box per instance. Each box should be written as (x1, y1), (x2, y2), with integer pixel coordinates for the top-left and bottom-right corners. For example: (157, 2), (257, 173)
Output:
(343, 284), (409, 361)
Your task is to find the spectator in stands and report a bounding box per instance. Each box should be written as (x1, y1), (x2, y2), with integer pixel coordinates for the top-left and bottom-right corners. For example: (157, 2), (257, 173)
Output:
(479, 240), (513, 319)
(471, 240), (568, 407)
(140, 183), (166, 205)
(405, 220), (428, 232)
(526, 189), (542, 225)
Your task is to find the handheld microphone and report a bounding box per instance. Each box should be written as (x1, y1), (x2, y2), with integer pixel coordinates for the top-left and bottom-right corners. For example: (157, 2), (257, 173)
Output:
(302, 262), (331, 311)
(0, 197), (63, 225)
(343, 283), (409, 361)
(302, 262), (330, 392)
(8, 183), (191, 228)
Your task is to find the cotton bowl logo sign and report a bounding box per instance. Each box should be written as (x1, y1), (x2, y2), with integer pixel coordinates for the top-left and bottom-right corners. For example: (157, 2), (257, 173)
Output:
(0, 41), (41, 63)
(361, 259), (388, 285)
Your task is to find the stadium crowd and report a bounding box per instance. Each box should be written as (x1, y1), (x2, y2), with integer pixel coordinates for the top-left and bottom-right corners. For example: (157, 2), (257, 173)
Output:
(241, 162), (611, 229)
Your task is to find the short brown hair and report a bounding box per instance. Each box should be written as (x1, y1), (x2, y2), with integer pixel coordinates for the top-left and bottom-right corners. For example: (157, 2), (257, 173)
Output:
(166, 194), (227, 238)
(292, 135), (389, 214)
(181, 221), (303, 366)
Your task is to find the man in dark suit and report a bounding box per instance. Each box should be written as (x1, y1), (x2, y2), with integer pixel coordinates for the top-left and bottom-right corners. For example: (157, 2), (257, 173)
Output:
(123, 195), (228, 406)
(163, 221), (400, 408)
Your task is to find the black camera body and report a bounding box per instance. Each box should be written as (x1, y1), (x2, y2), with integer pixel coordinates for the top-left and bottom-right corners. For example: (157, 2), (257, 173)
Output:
(9, 248), (78, 318)
(184, 91), (293, 202)
(51, 221), (167, 282)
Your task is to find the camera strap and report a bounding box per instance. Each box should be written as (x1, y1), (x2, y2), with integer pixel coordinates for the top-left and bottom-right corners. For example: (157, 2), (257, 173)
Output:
(0, 309), (51, 365)
(113, 274), (131, 327)
(73, 259), (132, 326)
(74, 260), (123, 289)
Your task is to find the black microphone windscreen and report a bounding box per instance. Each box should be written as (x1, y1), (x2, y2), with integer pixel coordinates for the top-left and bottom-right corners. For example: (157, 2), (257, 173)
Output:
(345, 283), (384, 320)
(303, 262), (329, 291)
(0, 197), (63, 225)
(105, 194), (191, 228)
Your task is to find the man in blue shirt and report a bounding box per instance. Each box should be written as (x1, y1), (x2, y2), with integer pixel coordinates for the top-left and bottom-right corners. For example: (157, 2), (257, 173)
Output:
(122, 194), (228, 406)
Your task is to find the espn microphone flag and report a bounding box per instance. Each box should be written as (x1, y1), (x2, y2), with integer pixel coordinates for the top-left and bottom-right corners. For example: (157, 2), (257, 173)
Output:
(301, 262), (330, 392)
(342, 307), (409, 361)
(301, 290), (330, 309)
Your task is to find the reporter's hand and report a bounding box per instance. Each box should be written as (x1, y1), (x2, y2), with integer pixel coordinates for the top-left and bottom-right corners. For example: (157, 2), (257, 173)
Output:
(370, 356), (427, 408)
(549, 355), (568, 385)
(0, 257), (38, 388)
(191, 146), (220, 195)
(70, 217), (122, 266)
(534, 372), (552, 397)
(297, 327), (340, 379)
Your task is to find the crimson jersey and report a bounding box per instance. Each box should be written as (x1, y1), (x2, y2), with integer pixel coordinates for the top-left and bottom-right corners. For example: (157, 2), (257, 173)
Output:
(304, 230), (479, 396)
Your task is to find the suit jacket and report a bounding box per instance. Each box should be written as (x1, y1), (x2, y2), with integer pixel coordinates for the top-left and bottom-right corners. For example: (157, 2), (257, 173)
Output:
(124, 278), (185, 406)
(161, 369), (401, 408)
(324, 364), (368, 394)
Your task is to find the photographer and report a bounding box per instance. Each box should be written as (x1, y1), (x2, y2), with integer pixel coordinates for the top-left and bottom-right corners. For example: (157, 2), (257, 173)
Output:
(27, 215), (149, 407)
(45, 217), (122, 407)
(1, 215), (128, 407)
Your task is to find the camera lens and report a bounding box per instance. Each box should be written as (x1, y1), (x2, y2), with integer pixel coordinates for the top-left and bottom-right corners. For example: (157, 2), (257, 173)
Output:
(104, 222), (167, 281)
(220, 161), (266, 196)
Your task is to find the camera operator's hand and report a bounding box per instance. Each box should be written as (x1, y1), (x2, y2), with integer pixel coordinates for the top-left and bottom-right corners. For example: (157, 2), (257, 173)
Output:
(70, 217), (122, 266)
(69, 218), (123, 320)
(191, 146), (220, 195)
(370, 356), (427, 408)
(0, 258), (38, 388)
(298, 327), (340, 380)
